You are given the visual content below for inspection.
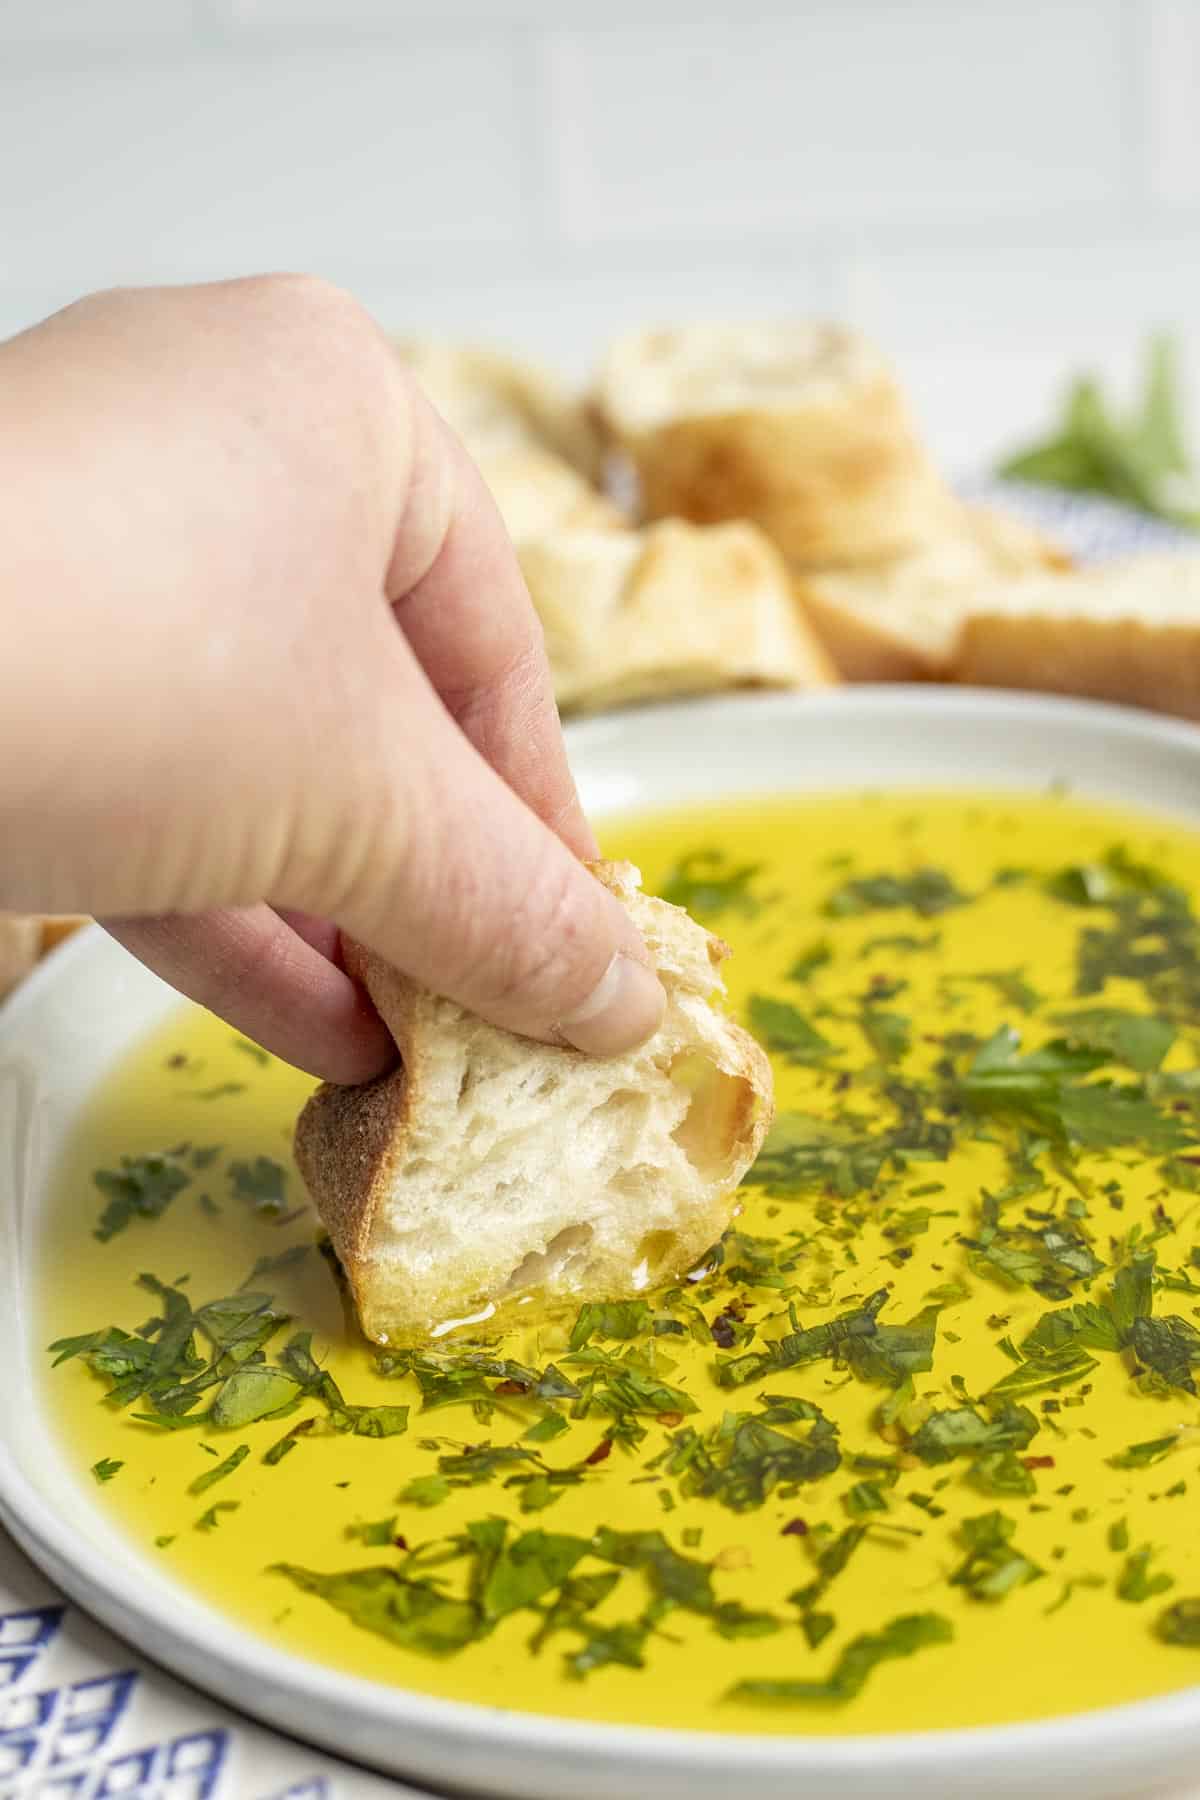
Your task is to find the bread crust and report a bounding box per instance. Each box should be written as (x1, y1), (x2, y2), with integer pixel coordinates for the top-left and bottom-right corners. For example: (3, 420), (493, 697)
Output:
(0, 913), (88, 1001)
(521, 518), (838, 713)
(790, 502), (1069, 682)
(949, 552), (1200, 719)
(595, 323), (955, 566)
(394, 337), (603, 481)
(295, 863), (773, 1344)
(477, 446), (625, 546)
(0, 915), (41, 1002)
(956, 613), (1200, 720)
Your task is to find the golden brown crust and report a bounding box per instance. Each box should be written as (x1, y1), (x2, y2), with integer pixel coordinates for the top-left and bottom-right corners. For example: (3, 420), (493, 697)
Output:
(394, 338), (604, 481)
(790, 578), (946, 682)
(630, 389), (955, 567)
(476, 445), (626, 545)
(293, 938), (420, 1314)
(38, 915), (89, 953)
(595, 324), (956, 566)
(522, 519), (839, 713)
(0, 916), (41, 1003)
(954, 614), (1200, 721)
(789, 502), (1072, 683)
(0, 913), (90, 1002)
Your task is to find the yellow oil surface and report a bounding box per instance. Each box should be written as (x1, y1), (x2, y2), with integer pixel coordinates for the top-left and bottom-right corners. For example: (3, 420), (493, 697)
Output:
(39, 791), (1200, 1735)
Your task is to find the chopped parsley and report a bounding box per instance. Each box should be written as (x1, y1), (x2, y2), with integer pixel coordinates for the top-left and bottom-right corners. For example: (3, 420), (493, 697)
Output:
(92, 1152), (192, 1242)
(660, 850), (762, 919)
(824, 869), (967, 919)
(729, 1611), (953, 1704)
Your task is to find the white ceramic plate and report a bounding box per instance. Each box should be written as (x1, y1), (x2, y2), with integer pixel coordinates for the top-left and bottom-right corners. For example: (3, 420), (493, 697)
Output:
(3, 688), (1200, 1800)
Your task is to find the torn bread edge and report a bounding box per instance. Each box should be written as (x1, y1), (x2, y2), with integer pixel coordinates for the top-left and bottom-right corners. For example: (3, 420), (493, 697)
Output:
(295, 862), (773, 1345)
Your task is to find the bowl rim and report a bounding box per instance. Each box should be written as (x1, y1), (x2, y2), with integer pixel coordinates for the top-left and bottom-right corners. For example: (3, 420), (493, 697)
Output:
(4, 683), (1200, 1791)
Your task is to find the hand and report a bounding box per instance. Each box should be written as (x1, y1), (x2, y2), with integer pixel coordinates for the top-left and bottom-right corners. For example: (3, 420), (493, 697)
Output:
(0, 277), (665, 1082)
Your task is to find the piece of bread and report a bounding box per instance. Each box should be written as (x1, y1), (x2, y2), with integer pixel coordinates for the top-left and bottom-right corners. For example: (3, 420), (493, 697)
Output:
(791, 503), (1070, 682)
(476, 445), (625, 546)
(395, 338), (603, 481)
(294, 862), (773, 1346)
(593, 321), (956, 566)
(520, 518), (838, 714)
(0, 914), (88, 1002)
(952, 552), (1200, 721)
(0, 915), (41, 1003)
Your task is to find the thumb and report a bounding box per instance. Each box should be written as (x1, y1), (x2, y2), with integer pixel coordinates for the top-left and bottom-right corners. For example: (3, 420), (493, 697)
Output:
(283, 650), (667, 1060)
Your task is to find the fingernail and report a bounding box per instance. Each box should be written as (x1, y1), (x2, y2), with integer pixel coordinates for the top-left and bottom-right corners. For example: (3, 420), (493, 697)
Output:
(556, 953), (667, 1057)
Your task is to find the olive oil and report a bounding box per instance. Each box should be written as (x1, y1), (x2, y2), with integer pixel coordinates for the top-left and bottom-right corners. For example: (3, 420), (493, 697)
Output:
(40, 791), (1200, 1734)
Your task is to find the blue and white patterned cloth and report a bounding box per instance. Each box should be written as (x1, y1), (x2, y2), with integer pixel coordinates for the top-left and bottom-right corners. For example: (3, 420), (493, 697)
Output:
(0, 1531), (428, 1798)
(961, 477), (1195, 564)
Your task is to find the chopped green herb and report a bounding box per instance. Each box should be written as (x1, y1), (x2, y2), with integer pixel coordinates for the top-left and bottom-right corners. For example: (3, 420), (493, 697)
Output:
(188, 1443), (249, 1496)
(347, 1516), (400, 1547)
(92, 1152), (191, 1242)
(729, 1612), (953, 1705)
(787, 940), (833, 982)
(950, 1512), (1042, 1602)
(1117, 1547), (1174, 1604)
(1108, 1433), (1181, 1470)
(824, 869), (967, 919)
(228, 1157), (288, 1215)
(746, 997), (832, 1065)
(195, 1501), (240, 1531)
(1158, 1599), (1200, 1645)
(90, 1458), (123, 1483)
(660, 850), (762, 919)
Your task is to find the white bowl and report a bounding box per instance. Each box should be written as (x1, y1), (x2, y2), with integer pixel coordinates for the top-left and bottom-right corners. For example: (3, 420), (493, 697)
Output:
(2, 687), (1199, 1800)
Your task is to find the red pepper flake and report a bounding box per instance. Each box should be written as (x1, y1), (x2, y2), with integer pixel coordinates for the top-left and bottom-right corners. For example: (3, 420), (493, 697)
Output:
(493, 1379), (529, 1396)
(585, 1439), (613, 1466)
(1022, 1455), (1056, 1470)
(656, 1411), (685, 1428)
(781, 1517), (809, 1537)
(393, 1533), (409, 1551)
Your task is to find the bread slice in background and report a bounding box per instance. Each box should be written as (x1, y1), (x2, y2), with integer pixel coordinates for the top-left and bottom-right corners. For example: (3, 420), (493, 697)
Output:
(475, 445), (626, 546)
(593, 320), (957, 567)
(0, 914), (88, 1003)
(394, 338), (603, 482)
(791, 503), (1070, 682)
(520, 518), (838, 713)
(0, 916), (41, 1003)
(295, 862), (773, 1346)
(953, 552), (1200, 721)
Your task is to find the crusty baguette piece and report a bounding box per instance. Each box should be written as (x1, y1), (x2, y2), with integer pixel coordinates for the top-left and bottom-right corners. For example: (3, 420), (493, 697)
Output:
(791, 503), (1070, 682)
(476, 445), (625, 546)
(594, 321), (956, 566)
(520, 518), (838, 713)
(0, 915), (41, 1003)
(953, 552), (1200, 721)
(0, 913), (88, 1002)
(395, 338), (603, 480)
(295, 862), (773, 1346)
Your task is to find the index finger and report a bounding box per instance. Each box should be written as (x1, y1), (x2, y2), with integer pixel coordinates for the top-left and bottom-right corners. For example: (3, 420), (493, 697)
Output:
(383, 378), (597, 860)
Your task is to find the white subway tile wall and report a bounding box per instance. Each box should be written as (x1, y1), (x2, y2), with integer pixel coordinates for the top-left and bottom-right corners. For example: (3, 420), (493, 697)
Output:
(0, 0), (1197, 467)
(1149, 0), (1200, 211)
